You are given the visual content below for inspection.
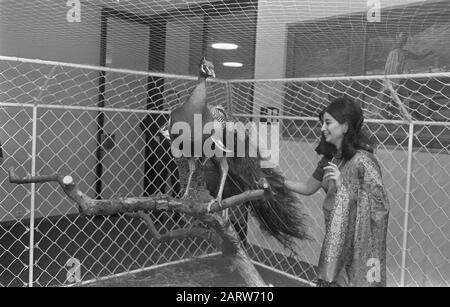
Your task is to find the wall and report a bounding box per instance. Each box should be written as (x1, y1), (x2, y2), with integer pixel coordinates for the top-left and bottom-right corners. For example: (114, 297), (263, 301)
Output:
(252, 0), (427, 116)
(0, 1), (163, 220)
(0, 1), (102, 220)
(254, 0), (427, 79)
(0, 0), (101, 65)
(165, 19), (192, 76)
(405, 147), (450, 286)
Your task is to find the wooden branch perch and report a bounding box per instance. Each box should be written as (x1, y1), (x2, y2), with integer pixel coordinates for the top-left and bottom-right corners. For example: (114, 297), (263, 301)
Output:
(8, 167), (271, 287)
(8, 167), (270, 218)
(125, 212), (161, 239)
(126, 212), (222, 248)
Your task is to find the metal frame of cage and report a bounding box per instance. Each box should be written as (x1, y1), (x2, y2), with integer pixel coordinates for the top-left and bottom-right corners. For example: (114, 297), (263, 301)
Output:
(0, 56), (448, 287)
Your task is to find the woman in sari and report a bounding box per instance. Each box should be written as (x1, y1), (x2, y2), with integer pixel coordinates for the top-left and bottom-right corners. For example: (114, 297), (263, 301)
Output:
(284, 97), (390, 287)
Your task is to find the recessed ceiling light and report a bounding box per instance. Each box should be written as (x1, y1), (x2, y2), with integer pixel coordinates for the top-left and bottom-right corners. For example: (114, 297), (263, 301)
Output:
(223, 62), (243, 68)
(212, 43), (238, 50)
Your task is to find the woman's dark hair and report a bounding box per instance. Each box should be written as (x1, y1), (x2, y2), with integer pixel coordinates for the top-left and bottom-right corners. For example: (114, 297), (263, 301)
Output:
(315, 97), (374, 161)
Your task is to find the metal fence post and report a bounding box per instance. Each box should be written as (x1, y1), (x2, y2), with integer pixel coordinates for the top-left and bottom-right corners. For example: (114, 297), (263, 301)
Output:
(28, 66), (57, 287)
(400, 122), (414, 287)
(28, 104), (37, 287)
(225, 80), (233, 115)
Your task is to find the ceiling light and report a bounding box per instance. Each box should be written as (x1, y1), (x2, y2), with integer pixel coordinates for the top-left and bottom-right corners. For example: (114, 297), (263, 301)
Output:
(223, 62), (243, 68)
(211, 43), (238, 50)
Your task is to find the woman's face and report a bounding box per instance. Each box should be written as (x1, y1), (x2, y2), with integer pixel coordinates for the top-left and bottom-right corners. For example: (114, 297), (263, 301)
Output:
(321, 112), (348, 149)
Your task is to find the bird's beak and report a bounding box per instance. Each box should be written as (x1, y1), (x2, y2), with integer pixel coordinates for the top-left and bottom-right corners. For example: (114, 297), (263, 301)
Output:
(206, 66), (215, 78)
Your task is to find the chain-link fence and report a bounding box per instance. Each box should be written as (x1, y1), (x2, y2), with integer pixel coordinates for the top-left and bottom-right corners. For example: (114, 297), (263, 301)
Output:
(1, 56), (449, 287)
(0, 56), (227, 287)
(229, 75), (450, 287)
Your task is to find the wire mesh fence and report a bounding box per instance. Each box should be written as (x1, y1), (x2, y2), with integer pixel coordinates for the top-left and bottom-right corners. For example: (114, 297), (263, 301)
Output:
(229, 75), (450, 287)
(0, 57), (225, 287)
(0, 56), (449, 287)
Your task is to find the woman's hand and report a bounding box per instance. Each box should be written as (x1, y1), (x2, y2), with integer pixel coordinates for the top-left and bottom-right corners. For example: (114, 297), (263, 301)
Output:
(323, 162), (342, 189)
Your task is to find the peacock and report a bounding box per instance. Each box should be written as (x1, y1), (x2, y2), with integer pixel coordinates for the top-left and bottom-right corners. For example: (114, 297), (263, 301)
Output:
(162, 58), (228, 202)
(161, 57), (310, 251)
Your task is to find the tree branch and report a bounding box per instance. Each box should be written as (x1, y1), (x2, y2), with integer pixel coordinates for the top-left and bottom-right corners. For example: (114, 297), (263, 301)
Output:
(8, 167), (270, 287)
(8, 167), (271, 217)
(207, 190), (267, 213)
(126, 211), (223, 248)
(159, 227), (222, 248)
(125, 212), (161, 239)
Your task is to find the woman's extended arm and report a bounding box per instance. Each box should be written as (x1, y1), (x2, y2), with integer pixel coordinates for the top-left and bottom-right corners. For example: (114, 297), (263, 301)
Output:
(285, 176), (322, 196)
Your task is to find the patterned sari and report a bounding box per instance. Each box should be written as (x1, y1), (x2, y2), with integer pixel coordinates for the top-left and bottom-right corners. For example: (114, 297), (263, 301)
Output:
(313, 150), (390, 287)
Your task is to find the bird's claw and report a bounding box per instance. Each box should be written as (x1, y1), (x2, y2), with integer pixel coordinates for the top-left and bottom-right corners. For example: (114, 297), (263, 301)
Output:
(206, 199), (216, 213)
(206, 198), (224, 214)
(181, 189), (190, 200)
(257, 178), (270, 190)
(257, 177), (276, 197)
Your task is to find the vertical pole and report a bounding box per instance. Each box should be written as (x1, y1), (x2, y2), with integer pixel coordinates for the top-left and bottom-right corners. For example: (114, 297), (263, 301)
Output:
(400, 122), (414, 287)
(28, 105), (37, 287)
(226, 81), (233, 115)
(202, 14), (209, 56)
(224, 80), (233, 221)
(361, 18), (369, 76)
(27, 65), (57, 287)
(96, 9), (108, 199)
